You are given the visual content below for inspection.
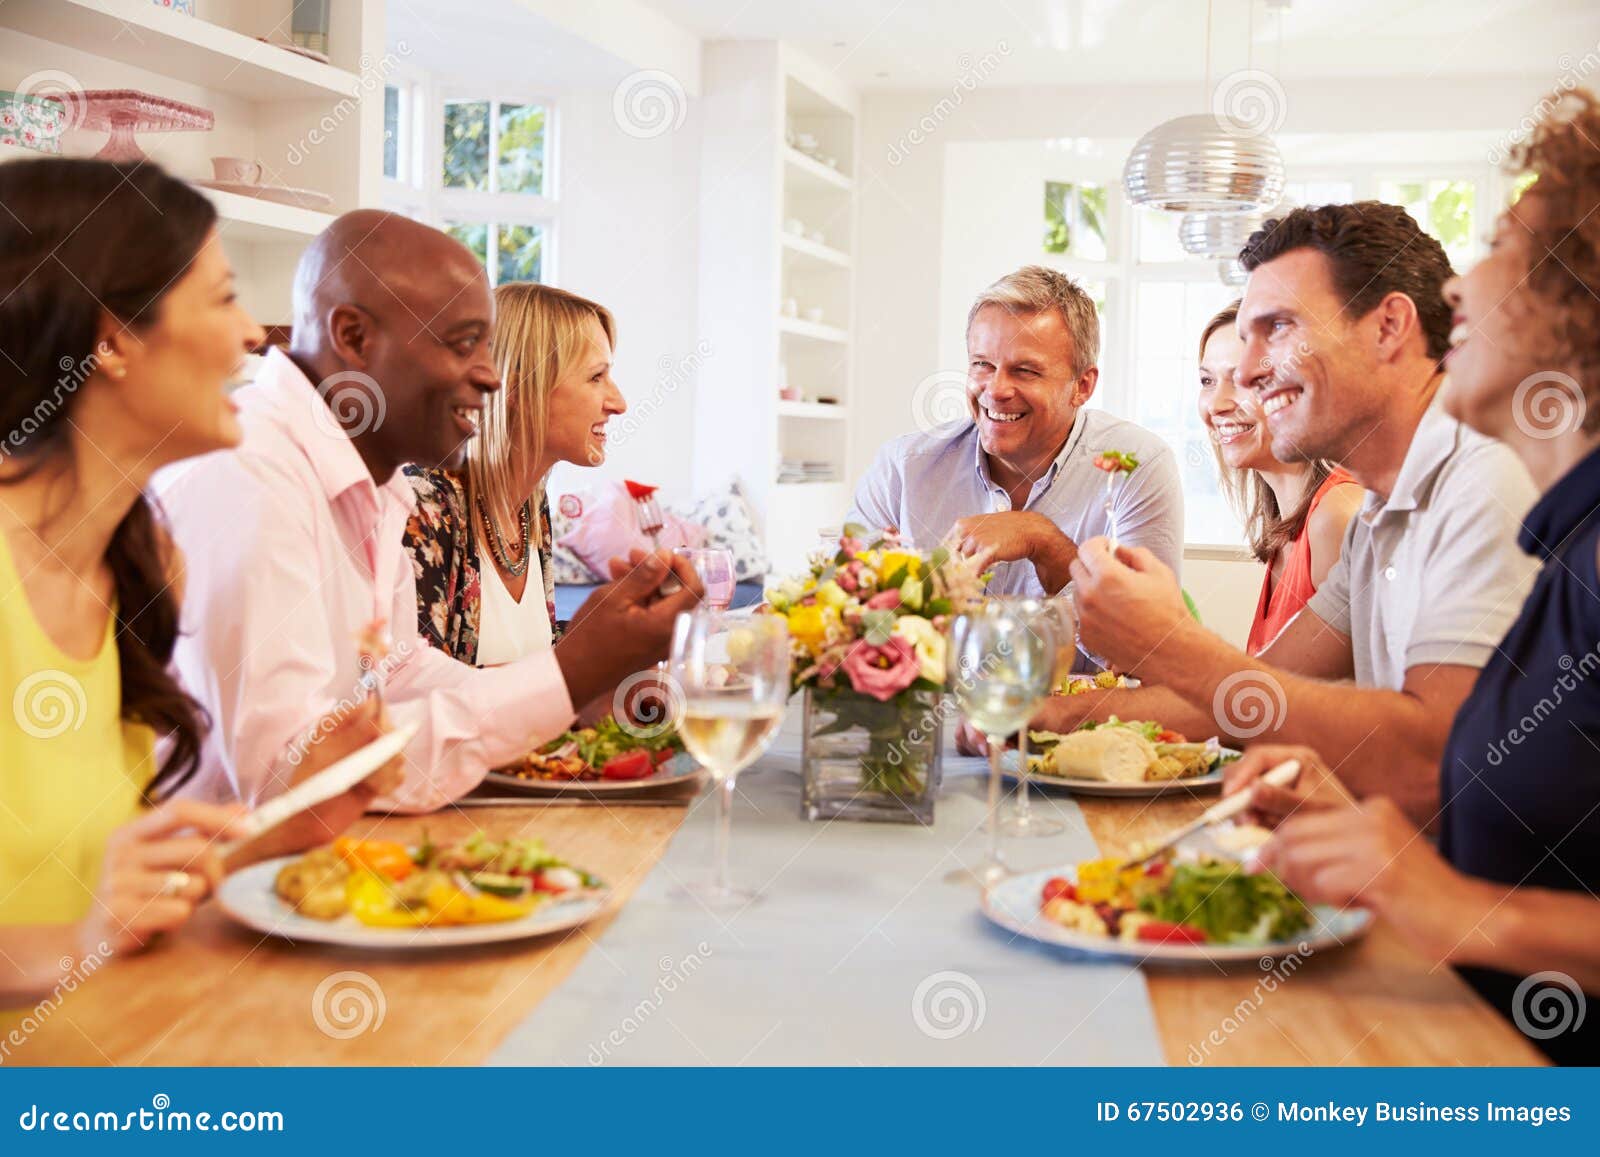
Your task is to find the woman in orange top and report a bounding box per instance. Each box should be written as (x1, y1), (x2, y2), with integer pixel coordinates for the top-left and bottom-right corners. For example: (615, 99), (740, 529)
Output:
(1197, 301), (1364, 654)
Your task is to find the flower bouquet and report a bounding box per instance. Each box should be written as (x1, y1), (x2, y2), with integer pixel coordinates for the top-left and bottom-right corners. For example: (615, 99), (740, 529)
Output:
(767, 525), (987, 823)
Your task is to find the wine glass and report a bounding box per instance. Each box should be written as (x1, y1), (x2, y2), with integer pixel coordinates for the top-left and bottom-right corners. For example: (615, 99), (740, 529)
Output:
(945, 600), (1056, 887)
(998, 597), (1072, 839)
(674, 546), (736, 611)
(668, 608), (789, 907)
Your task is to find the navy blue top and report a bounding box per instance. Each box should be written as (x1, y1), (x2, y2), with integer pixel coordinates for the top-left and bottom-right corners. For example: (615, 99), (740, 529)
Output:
(1439, 446), (1600, 1065)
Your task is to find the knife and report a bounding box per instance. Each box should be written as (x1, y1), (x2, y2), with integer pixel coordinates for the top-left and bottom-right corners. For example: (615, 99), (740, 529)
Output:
(1120, 758), (1300, 869)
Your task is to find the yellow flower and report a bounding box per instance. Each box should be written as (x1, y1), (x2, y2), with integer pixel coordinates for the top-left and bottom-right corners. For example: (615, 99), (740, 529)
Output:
(815, 580), (849, 609)
(787, 604), (831, 649)
(892, 615), (946, 685)
(877, 550), (922, 580)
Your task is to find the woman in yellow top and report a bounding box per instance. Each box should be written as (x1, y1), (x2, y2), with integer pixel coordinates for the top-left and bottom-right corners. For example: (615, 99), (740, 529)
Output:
(0, 159), (395, 1007)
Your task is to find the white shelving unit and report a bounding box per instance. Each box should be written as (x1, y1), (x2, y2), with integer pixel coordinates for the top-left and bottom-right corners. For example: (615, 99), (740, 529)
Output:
(0, 0), (385, 327)
(694, 42), (858, 575)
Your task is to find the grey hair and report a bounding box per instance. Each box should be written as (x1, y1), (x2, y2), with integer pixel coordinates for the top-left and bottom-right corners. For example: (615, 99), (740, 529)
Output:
(966, 265), (1100, 377)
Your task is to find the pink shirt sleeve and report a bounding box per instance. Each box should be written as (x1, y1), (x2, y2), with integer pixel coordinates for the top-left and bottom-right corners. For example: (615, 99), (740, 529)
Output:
(377, 554), (575, 813)
(165, 447), (575, 812)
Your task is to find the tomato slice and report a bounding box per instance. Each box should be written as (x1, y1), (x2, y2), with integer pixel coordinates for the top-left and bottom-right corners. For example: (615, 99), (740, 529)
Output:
(600, 749), (655, 780)
(1041, 876), (1077, 903)
(1135, 919), (1208, 944)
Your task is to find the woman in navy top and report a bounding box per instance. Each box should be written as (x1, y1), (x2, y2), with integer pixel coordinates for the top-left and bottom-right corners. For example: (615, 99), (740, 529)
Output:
(1227, 89), (1600, 1064)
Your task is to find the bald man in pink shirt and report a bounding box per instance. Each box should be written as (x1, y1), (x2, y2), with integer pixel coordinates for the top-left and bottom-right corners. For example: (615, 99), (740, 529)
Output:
(157, 211), (699, 813)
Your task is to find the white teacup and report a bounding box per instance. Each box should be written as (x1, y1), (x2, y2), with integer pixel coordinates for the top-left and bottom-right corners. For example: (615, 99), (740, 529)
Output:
(212, 156), (263, 185)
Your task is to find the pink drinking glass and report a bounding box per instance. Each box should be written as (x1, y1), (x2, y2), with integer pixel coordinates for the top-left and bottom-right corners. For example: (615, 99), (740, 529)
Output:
(676, 547), (736, 610)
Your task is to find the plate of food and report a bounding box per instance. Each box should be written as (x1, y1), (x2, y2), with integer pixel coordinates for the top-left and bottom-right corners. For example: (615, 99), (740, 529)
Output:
(1004, 718), (1239, 797)
(1053, 671), (1139, 696)
(484, 715), (703, 796)
(217, 833), (608, 949)
(983, 850), (1372, 964)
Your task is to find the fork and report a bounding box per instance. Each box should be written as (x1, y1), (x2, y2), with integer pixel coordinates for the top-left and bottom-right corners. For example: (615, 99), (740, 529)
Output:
(634, 491), (665, 548)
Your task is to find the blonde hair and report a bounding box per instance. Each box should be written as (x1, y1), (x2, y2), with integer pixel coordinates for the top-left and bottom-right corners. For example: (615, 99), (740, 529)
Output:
(469, 281), (616, 532)
(967, 265), (1100, 377)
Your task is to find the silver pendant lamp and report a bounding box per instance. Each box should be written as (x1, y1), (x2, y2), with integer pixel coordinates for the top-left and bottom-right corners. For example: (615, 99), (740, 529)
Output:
(1122, 0), (1287, 215)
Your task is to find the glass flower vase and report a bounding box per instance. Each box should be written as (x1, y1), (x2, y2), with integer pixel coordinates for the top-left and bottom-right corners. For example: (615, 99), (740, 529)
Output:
(800, 686), (944, 824)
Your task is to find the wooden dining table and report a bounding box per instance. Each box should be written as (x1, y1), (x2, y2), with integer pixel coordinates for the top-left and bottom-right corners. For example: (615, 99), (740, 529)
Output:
(14, 784), (1545, 1067)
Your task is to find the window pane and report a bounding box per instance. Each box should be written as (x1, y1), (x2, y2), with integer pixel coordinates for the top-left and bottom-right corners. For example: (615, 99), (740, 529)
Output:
(1137, 208), (1186, 263)
(497, 223), (544, 284)
(1427, 179), (1475, 269)
(383, 85), (400, 180)
(1044, 180), (1071, 254)
(443, 100), (490, 190)
(1131, 279), (1243, 544)
(1380, 178), (1475, 269)
(497, 103), (546, 195)
(1043, 181), (1109, 260)
(446, 222), (489, 268)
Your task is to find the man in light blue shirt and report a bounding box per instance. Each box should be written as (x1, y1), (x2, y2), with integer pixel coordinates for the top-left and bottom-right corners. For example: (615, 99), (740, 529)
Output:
(847, 265), (1183, 596)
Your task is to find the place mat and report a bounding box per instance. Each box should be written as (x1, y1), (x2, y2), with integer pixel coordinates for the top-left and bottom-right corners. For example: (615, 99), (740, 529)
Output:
(489, 720), (1165, 1066)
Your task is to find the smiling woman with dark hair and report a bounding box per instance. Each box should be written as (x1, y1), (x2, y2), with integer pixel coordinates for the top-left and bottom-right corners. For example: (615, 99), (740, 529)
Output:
(0, 159), (391, 1007)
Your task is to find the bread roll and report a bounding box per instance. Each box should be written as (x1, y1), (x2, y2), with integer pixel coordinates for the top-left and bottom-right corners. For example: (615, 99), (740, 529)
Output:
(1043, 728), (1158, 782)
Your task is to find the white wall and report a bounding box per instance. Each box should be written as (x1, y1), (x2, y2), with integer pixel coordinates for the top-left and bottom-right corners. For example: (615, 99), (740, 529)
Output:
(545, 86), (703, 507)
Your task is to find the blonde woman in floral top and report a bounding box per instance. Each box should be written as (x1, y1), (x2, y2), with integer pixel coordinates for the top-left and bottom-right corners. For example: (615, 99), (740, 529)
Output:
(405, 283), (626, 666)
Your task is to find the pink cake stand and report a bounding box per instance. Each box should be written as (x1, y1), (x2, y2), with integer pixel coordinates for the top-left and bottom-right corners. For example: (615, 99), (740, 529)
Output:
(47, 89), (213, 162)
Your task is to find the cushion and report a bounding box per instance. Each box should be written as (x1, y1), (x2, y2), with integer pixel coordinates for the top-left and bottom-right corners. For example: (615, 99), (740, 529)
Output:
(554, 481), (707, 580)
(672, 477), (769, 582)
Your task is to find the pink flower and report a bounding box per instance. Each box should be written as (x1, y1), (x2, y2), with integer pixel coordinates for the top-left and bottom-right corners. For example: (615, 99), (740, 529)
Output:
(841, 636), (919, 702)
(840, 536), (865, 554)
(865, 589), (901, 610)
(837, 569), (858, 593)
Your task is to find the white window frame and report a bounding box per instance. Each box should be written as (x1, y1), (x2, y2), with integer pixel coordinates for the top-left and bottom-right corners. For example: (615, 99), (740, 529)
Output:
(380, 73), (561, 285)
(437, 87), (560, 285)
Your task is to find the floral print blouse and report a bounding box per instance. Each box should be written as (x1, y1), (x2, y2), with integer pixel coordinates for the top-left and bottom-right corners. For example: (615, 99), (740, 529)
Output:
(402, 465), (557, 667)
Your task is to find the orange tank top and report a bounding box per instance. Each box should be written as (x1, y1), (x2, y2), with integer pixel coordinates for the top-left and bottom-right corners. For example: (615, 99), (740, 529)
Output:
(1246, 469), (1358, 655)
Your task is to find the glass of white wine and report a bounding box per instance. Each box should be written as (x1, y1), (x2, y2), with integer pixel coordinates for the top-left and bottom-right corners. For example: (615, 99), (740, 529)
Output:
(945, 599), (1056, 887)
(669, 608), (790, 908)
(999, 597), (1071, 839)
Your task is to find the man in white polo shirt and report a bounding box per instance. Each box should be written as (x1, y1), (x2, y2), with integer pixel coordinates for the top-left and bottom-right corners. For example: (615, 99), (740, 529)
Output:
(1034, 202), (1538, 821)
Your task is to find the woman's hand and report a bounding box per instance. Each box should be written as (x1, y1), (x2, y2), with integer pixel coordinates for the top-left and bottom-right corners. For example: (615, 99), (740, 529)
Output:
(1257, 797), (1486, 964)
(80, 799), (249, 956)
(1222, 743), (1354, 826)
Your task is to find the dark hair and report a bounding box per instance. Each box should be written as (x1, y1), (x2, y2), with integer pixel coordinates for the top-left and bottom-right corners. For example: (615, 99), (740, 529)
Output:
(1198, 302), (1339, 564)
(1239, 201), (1455, 362)
(0, 159), (216, 799)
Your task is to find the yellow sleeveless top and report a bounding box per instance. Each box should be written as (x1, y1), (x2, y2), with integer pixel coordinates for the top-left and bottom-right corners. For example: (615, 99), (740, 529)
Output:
(0, 530), (152, 927)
